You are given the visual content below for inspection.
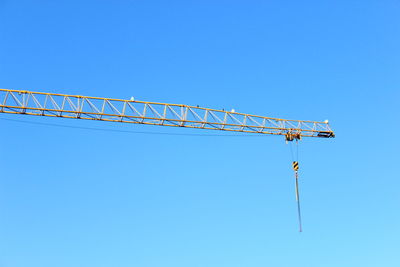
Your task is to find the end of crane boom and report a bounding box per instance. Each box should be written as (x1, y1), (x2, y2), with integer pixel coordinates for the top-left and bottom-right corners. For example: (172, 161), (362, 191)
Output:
(317, 131), (335, 138)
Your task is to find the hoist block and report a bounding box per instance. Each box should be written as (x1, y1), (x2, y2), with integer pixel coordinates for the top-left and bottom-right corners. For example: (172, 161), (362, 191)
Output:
(292, 161), (299, 171)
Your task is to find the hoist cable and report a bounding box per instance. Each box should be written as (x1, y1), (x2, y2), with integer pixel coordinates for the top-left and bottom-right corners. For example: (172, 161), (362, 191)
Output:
(295, 170), (302, 232)
(289, 141), (295, 162)
(290, 139), (302, 232)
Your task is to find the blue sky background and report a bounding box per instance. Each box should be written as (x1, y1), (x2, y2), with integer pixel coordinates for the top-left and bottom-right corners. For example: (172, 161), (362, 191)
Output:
(0, 1), (399, 266)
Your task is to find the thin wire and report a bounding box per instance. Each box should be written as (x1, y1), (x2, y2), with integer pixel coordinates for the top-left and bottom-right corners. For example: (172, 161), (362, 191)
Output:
(295, 140), (302, 232)
(295, 171), (303, 232)
(289, 141), (295, 162)
(289, 139), (302, 232)
(0, 116), (268, 138)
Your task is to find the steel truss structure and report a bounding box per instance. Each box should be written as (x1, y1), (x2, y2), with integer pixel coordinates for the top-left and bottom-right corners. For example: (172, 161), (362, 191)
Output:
(0, 89), (334, 138)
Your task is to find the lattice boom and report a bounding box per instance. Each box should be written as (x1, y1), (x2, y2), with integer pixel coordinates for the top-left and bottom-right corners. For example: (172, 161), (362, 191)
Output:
(0, 89), (334, 138)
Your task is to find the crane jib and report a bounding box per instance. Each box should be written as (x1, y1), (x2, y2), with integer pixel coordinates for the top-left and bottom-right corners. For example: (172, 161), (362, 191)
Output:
(0, 89), (335, 139)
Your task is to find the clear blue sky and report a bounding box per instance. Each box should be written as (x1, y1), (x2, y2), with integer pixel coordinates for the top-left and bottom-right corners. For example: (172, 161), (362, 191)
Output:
(0, 1), (399, 266)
